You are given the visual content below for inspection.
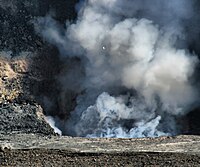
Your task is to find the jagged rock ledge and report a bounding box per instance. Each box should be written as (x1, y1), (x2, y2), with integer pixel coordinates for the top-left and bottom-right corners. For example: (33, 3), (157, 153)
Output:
(0, 134), (200, 166)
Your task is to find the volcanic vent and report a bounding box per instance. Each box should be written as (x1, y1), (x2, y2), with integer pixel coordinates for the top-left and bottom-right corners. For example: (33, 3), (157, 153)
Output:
(33, 0), (200, 138)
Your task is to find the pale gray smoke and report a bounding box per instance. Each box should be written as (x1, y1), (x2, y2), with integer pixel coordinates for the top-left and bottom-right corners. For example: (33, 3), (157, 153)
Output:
(35, 0), (199, 138)
(45, 116), (62, 135)
(68, 92), (168, 138)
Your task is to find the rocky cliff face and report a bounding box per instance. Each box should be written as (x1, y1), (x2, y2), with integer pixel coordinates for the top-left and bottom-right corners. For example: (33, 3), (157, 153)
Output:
(0, 0), (77, 53)
(0, 0), (78, 135)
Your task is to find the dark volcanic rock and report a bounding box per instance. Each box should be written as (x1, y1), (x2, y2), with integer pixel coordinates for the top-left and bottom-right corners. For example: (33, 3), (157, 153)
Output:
(0, 0), (77, 54)
(0, 48), (75, 134)
(0, 0), (79, 120)
(0, 103), (55, 135)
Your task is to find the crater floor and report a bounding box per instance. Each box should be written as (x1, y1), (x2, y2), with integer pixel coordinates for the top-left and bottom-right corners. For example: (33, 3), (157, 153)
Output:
(0, 134), (200, 166)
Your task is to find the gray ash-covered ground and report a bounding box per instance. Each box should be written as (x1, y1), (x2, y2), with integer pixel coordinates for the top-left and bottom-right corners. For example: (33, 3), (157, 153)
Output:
(1, 134), (200, 166)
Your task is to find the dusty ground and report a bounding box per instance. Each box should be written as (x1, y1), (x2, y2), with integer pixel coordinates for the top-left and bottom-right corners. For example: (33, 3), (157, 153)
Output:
(0, 134), (200, 166)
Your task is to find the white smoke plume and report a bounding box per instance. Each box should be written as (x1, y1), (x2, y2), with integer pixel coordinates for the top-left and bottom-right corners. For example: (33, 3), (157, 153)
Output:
(45, 116), (62, 135)
(35, 0), (199, 138)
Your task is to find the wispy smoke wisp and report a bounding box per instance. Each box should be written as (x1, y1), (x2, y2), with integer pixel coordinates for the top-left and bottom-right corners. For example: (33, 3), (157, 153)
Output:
(45, 116), (62, 135)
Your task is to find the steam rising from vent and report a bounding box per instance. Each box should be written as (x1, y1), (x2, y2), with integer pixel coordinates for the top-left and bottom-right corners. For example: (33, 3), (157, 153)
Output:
(35, 0), (199, 138)
(45, 116), (62, 135)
